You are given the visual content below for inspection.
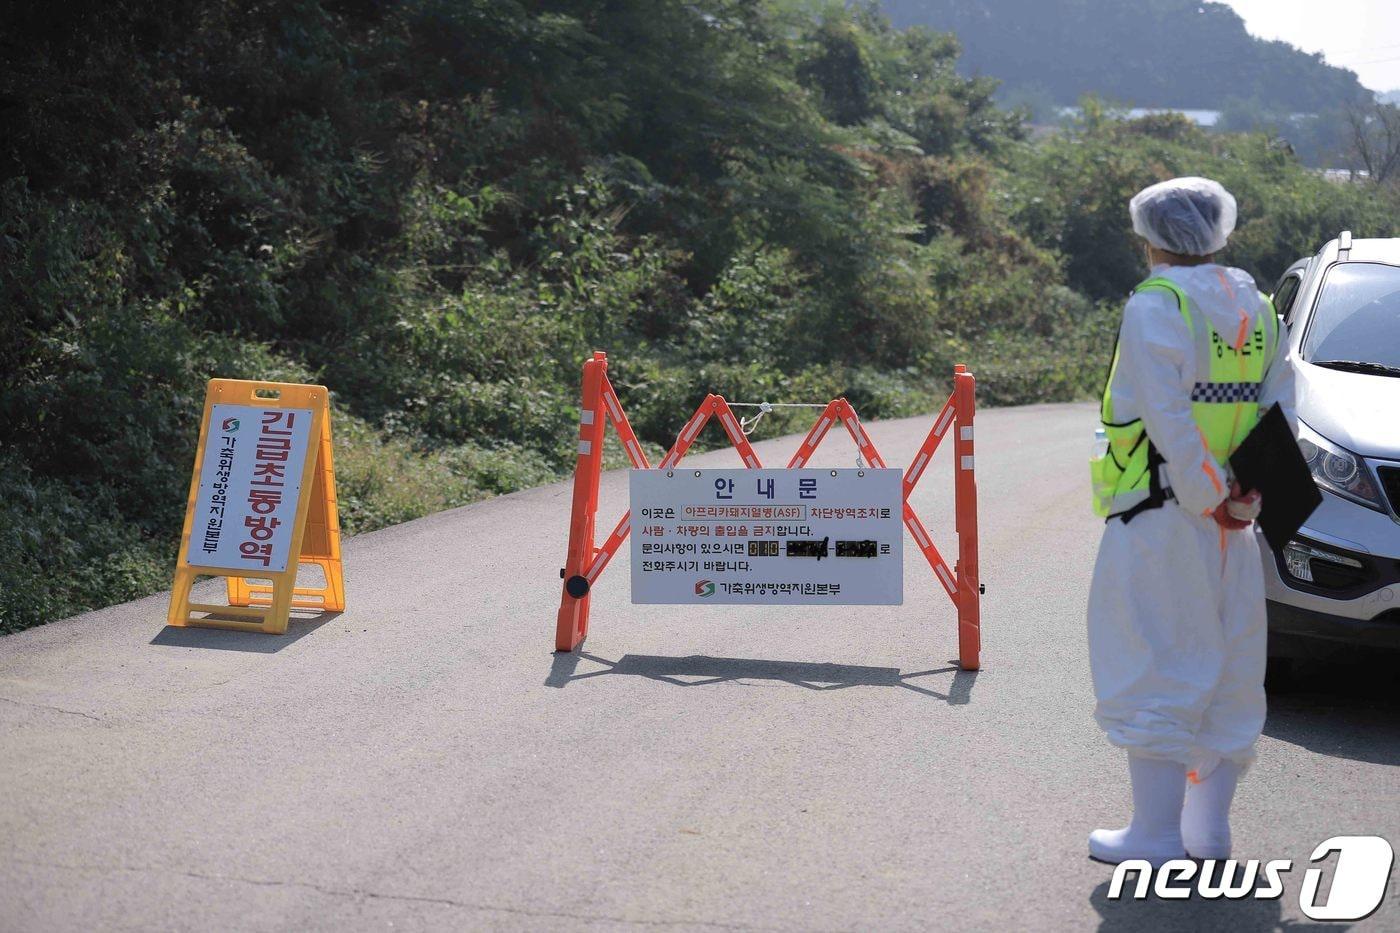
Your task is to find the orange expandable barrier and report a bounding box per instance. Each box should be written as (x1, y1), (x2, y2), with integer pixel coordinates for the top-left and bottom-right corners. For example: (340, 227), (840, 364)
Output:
(554, 351), (981, 670)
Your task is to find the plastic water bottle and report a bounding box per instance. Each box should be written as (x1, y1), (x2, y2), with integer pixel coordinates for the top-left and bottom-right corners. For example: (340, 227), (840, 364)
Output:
(1092, 427), (1108, 459)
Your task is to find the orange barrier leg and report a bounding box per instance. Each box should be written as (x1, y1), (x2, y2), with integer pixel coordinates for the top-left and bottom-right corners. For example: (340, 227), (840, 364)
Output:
(785, 400), (841, 468)
(555, 352), (608, 651)
(953, 365), (981, 670)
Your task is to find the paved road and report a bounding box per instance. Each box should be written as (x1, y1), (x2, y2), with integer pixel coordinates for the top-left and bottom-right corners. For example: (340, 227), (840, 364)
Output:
(2, 402), (1397, 931)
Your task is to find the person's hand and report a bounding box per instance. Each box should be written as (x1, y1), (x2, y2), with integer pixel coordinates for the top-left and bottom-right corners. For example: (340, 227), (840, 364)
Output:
(1226, 487), (1261, 521)
(1212, 481), (1260, 530)
(1212, 499), (1252, 530)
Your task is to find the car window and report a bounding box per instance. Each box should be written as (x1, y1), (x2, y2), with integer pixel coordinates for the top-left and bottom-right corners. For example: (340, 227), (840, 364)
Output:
(1271, 273), (1301, 324)
(1302, 263), (1400, 368)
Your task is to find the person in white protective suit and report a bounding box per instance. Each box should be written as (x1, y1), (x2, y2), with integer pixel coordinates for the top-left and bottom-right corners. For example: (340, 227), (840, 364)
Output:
(1086, 177), (1296, 866)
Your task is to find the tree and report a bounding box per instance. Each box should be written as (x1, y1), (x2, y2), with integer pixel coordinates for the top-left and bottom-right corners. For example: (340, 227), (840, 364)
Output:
(1346, 101), (1400, 184)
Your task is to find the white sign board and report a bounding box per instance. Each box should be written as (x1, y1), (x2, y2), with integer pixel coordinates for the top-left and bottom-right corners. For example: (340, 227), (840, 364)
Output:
(629, 468), (903, 605)
(185, 403), (313, 573)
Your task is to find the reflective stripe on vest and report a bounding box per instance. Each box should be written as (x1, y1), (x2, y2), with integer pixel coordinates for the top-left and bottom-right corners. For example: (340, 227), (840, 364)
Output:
(1091, 275), (1276, 518)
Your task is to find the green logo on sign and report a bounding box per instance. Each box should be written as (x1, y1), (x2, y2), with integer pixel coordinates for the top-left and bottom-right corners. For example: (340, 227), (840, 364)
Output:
(695, 579), (715, 598)
(221, 417), (240, 432)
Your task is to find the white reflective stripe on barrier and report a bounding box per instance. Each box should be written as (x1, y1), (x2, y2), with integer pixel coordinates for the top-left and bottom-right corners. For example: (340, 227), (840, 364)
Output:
(580, 408), (595, 425)
(960, 426), (974, 441)
(578, 440), (592, 455)
(961, 455), (974, 471)
(907, 451), (930, 487)
(586, 513), (630, 582)
(935, 563), (957, 596)
(908, 518), (931, 550)
(934, 406), (955, 437)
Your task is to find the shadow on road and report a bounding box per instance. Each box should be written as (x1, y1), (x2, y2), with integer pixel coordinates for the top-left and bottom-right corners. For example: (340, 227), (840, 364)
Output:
(1088, 877), (1340, 932)
(149, 611), (339, 653)
(1263, 650), (1400, 767)
(545, 651), (977, 702)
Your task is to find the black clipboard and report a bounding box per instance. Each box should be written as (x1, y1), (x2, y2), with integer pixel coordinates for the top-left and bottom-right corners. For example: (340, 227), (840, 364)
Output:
(1228, 405), (1322, 552)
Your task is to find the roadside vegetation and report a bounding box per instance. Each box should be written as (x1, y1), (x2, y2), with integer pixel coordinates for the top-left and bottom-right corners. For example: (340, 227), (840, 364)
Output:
(4, 0), (1398, 632)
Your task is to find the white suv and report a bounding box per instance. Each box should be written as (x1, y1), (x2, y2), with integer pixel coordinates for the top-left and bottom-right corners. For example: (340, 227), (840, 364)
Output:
(1263, 232), (1400, 675)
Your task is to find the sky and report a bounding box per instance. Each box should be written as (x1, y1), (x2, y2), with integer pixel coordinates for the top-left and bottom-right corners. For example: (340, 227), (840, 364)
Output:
(1218, 0), (1400, 93)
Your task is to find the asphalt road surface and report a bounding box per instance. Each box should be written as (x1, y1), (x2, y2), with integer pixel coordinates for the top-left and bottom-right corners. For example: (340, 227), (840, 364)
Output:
(2, 401), (1397, 931)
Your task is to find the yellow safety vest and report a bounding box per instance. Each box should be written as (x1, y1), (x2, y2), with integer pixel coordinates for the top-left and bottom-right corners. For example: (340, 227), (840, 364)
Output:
(1090, 276), (1277, 520)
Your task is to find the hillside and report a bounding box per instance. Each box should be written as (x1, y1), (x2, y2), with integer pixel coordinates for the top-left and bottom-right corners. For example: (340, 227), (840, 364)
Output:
(881, 0), (1371, 112)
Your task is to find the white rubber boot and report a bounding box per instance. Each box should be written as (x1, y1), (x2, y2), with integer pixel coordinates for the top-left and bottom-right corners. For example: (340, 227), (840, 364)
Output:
(1182, 760), (1240, 860)
(1089, 755), (1188, 867)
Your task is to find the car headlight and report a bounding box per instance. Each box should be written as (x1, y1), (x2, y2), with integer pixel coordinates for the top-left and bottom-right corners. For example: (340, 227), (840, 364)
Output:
(1296, 421), (1384, 511)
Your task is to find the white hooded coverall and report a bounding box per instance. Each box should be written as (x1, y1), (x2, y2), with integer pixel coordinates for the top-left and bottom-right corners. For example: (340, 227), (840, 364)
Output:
(1088, 263), (1296, 779)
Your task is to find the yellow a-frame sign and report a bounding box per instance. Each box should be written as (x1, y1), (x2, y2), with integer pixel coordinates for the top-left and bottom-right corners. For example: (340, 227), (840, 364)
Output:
(167, 379), (345, 634)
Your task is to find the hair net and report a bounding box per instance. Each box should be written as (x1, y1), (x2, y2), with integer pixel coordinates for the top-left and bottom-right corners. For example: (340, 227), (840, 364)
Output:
(1129, 177), (1237, 256)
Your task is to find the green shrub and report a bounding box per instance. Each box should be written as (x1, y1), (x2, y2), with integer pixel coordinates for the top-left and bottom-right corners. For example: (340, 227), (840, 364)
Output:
(0, 452), (171, 634)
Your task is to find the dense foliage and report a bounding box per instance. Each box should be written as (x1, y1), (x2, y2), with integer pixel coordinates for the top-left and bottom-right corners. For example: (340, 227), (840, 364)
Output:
(2, 1), (1396, 632)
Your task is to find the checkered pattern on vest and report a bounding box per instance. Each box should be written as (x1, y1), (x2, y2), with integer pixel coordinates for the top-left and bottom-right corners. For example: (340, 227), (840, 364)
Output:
(1190, 382), (1262, 403)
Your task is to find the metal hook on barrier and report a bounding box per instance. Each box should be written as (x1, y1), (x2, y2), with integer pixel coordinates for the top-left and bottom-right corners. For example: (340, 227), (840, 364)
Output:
(737, 401), (773, 435)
